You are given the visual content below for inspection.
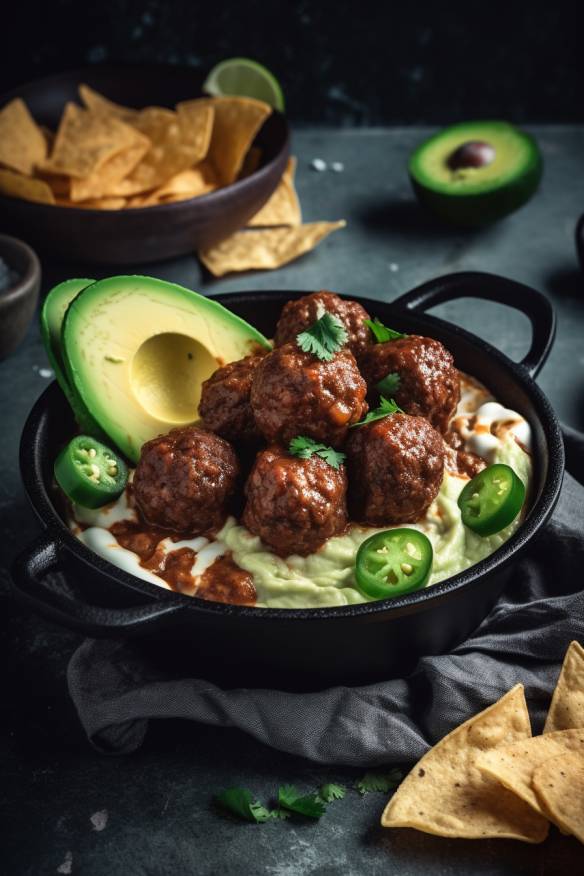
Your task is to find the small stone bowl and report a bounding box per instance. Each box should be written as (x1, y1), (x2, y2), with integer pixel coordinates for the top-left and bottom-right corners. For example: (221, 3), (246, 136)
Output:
(0, 234), (41, 360)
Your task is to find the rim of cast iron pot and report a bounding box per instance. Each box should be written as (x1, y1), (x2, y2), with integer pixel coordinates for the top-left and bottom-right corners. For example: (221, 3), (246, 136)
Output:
(22, 306), (564, 623)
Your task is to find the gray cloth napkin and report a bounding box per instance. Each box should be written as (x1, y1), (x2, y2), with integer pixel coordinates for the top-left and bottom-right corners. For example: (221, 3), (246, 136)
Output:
(67, 431), (584, 766)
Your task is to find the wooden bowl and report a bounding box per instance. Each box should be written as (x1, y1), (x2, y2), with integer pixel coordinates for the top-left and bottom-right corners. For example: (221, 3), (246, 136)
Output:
(0, 65), (290, 265)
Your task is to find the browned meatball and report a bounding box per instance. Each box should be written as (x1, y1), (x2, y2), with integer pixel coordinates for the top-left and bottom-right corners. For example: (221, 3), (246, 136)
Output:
(345, 413), (444, 525)
(134, 426), (239, 534)
(361, 335), (460, 433)
(243, 445), (348, 556)
(250, 343), (368, 446)
(198, 354), (265, 444)
(274, 291), (372, 361)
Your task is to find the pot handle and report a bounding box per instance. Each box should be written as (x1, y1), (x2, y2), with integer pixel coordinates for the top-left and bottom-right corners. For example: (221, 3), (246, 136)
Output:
(392, 271), (555, 378)
(10, 533), (186, 637)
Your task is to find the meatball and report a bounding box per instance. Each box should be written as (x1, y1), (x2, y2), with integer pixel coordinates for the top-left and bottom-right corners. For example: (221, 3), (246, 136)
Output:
(243, 445), (348, 557)
(250, 343), (368, 446)
(134, 426), (239, 534)
(274, 291), (372, 361)
(198, 353), (265, 444)
(345, 413), (444, 525)
(361, 335), (460, 433)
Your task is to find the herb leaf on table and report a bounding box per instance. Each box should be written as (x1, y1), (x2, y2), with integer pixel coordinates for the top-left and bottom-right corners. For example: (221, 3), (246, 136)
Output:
(278, 785), (328, 819)
(216, 787), (283, 823)
(319, 783), (346, 803)
(356, 769), (403, 796)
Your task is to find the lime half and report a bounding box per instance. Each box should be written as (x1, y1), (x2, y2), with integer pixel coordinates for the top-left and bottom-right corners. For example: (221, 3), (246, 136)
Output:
(202, 58), (285, 111)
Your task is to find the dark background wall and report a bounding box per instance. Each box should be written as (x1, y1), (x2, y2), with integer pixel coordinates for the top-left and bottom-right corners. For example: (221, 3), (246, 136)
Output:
(1, 0), (583, 125)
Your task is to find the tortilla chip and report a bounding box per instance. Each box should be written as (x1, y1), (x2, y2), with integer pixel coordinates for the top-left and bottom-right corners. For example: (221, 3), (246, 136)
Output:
(137, 162), (219, 206)
(180, 96), (271, 185)
(175, 101), (214, 161)
(381, 685), (548, 842)
(41, 103), (139, 178)
(532, 751), (584, 843)
(40, 125), (55, 151)
(476, 728), (584, 817)
(239, 146), (262, 179)
(78, 84), (140, 123)
(544, 641), (584, 733)
(248, 157), (301, 227)
(115, 105), (214, 194)
(0, 169), (55, 204)
(0, 98), (47, 175)
(35, 169), (70, 198)
(69, 137), (150, 202)
(199, 221), (345, 277)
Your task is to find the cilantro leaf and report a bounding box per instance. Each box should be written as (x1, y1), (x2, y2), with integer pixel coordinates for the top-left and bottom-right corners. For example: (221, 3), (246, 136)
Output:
(376, 371), (400, 397)
(278, 785), (327, 819)
(364, 317), (407, 343)
(356, 769), (403, 796)
(216, 788), (280, 823)
(319, 783), (346, 803)
(297, 311), (348, 362)
(288, 436), (346, 470)
(349, 396), (404, 428)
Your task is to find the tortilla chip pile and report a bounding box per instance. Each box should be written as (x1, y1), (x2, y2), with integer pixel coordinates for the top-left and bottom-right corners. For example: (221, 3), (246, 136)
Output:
(0, 89), (345, 275)
(381, 641), (584, 845)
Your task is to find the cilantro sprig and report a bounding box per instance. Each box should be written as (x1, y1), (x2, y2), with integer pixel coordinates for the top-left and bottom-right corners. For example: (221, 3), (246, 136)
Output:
(297, 309), (348, 361)
(289, 436), (346, 470)
(350, 396), (404, 428)
(356, 769), (403, 796)
(278, 785), (327, 819)
(364, 317), (407, 343)
(318, 783), (346, 803)
(376, 371), (400, 397)
(216, 787), (285, 823)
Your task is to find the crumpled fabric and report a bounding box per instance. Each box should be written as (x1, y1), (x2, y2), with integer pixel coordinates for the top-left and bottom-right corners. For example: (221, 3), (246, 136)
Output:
(67, 429), (584, 765)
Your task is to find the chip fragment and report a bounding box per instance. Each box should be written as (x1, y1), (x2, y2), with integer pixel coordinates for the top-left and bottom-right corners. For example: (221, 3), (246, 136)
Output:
(544, 640), (584, 733)
(180, 96), (271, 185)
(0, 98), (47, 175)
(476, 728), (584, 817)
(532, 751), (584, 842)
(41, 103), (139, 178)
(199, 221), (346, 277)
(248, 157), (301, 227)
(381, 685), (548, 843)
(0, 169), (55, 204)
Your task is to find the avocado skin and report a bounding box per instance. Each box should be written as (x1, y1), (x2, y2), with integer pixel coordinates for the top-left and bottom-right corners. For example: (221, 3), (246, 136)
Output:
(40, 278), (105, 437)
(409, 124), (543, 227)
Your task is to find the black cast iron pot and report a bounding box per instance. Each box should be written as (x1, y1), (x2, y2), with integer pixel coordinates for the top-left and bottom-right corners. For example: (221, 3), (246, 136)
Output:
(11, 272), (564, 690)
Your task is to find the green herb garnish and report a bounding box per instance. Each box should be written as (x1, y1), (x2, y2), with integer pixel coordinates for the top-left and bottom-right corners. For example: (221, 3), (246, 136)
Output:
(356, 769), (403, 796)
(278, 785), (327, 819)
(289, 436), (346, 470)
(216, 788), (287, 823)
(350, 396), (404, 428)
(319, 783), (346, 803)
(297, 310), (348, 361)
(376, 371), (400, 397)
(364, 317), (406, 343)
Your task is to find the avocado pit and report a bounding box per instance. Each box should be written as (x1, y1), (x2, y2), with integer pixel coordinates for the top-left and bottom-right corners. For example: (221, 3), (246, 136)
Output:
(448, 140), (496, 171)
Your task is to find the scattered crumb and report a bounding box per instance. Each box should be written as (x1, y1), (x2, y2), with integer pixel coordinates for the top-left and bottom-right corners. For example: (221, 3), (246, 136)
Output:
(57, 851), (73, 874)
(331, 161), (344, 172)
(389, 263), (399, 272)
(310, 158), (327, 172)
(90, 809), (108, 832)
(39, 367), (54, 378)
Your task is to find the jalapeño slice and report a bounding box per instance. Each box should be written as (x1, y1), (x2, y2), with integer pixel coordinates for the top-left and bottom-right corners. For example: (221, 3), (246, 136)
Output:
(54, 435), (128, 509)
(355, 528), (433, 600)
(457, 463), (525, 537)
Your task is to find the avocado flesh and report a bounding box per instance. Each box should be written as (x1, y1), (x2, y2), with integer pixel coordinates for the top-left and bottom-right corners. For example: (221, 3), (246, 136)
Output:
(62, 276), (271, 462)
(40, 278), (104, 435)
(409, 121), (542, 226)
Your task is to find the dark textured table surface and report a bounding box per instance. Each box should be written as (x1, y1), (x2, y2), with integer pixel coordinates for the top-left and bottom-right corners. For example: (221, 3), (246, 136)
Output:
(2, 127), (584, 875)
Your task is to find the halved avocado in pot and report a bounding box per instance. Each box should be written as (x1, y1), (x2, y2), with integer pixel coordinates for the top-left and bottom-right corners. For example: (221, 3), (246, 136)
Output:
(61, 275), (271, 462)
(409, 121), (542, 226)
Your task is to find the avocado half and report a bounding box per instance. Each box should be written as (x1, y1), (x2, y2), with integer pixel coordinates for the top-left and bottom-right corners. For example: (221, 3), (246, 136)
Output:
(40, 278), (104, 435)
(409, 121), (543, 226)
(61, 276), (271, 463)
